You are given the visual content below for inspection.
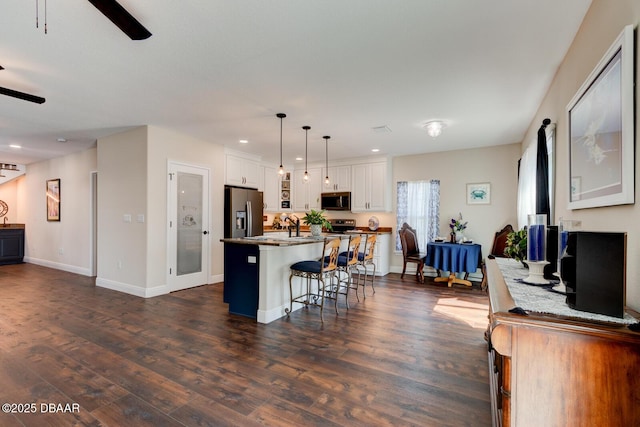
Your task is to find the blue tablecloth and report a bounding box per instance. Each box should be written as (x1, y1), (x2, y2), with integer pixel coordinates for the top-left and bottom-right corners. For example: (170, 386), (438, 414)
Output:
(424, 242), (482, 273)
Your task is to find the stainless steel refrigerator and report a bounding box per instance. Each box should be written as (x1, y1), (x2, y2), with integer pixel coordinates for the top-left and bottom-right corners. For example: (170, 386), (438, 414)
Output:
(224, 185), (264, 238)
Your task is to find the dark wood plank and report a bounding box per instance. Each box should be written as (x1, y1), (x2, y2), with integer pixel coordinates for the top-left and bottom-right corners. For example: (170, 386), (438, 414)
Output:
(0, 263), (492, 426)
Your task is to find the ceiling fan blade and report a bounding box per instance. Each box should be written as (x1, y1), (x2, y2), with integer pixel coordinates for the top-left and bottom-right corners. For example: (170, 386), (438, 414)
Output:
(87, 0), (152, 40)
(0, 86), (46, 104)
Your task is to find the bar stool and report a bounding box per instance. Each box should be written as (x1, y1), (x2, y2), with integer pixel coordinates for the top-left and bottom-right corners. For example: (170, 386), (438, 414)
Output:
(333, 234), (362, 309)
(355, 234), (377, 299)
(286, 237), (341, 322)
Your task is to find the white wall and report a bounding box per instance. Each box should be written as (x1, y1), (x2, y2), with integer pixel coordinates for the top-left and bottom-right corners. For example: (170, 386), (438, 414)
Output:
(520, 0), (640, 310)
(16, 148), (97, 275)
(391, 144), (521, 274)
(95, 125), (226, 296)
(96, 127), (148, 292)
(146, 125), (226, 286)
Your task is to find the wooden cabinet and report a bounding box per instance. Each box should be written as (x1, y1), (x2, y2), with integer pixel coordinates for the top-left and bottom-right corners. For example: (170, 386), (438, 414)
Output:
(225, 154), (259, 188)
(351, 162), (388, 212)
(292, 168), (322, 211)
(262, 166), (280, 212)
(0, 226), (25, 265)
(485, 259), (640, 427)
(322, 165), (351, 192)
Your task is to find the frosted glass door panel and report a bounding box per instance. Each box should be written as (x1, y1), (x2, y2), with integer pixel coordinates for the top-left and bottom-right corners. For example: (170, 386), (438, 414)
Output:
(177, 172), (203, 276)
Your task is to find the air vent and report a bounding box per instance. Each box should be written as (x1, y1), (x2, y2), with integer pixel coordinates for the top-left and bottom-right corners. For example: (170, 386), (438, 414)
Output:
(371, 125), (392, 133)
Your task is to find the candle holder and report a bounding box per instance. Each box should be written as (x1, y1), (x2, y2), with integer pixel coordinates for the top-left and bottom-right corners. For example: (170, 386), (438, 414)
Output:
(525, 214), (549, 284)
(553, 218), (580, 293)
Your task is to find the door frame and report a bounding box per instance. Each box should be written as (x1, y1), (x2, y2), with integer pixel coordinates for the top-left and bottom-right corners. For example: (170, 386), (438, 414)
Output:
(166, 160), (211, 292)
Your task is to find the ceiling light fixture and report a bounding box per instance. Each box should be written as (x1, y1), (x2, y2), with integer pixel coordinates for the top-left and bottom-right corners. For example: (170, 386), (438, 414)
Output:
(276, 113), (286, 175)
(239, 139), (248, 144)
(302, 126), (310, 182)
(323, 135), (331, 185)
(424, 120), (446, 138)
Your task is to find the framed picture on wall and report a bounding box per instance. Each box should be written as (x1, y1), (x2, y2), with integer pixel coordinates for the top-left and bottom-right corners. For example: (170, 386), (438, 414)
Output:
(46, 178), (60, 221)
(567, 25), (634, 209)
(466, 182), (491, 205)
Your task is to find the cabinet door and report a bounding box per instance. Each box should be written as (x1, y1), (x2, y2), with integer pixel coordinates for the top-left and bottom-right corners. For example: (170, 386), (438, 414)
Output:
(225, 155), (259, 188)
(351, 162), (387, 212)
(323, 165), (351, 192)
(263, 167), (280, 212)
(367, 162), (387, 211)
(293, 168), (323, 211)
(351, 164), (369, 211)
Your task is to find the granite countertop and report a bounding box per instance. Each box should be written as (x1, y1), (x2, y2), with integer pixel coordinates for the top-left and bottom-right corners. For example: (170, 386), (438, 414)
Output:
(221, 234), (347, 246)
(0, 223), (25, 229)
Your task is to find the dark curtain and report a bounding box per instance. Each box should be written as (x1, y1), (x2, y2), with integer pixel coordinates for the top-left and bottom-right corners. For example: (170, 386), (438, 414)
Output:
(536, 118), (551, 223)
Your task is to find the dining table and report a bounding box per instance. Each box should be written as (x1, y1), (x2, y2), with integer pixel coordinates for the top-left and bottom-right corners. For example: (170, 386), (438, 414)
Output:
(424, 241), (483, 287)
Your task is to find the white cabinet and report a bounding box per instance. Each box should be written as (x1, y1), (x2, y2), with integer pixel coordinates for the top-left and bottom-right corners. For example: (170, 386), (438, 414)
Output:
(225, 154), (259, 188)
(322, 165), (351, 192)
(292, 168), (323, 211)
(351, 162), (388, 212)
(372, 233), (390, 276)
(262, 166), (280, 212)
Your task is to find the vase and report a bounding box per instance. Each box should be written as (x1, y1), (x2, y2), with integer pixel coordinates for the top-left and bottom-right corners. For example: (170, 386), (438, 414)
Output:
(456, 231), (464, 243)
(310, 224), (322, 237)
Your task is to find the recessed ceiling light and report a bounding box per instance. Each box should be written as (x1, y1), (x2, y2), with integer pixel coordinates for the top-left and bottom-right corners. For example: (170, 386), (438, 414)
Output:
(239, 139), (248, 144)
(9, 144), (21, 149)
(371, 148), (380, 152)
(57, 137), (67, 143)
(295, 157), (303, 161)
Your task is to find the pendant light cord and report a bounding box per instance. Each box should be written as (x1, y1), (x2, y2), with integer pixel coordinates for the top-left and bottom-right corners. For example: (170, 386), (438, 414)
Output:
(277, 113), (286, 174)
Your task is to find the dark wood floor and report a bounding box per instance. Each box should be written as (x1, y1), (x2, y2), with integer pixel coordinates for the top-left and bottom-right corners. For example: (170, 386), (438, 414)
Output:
(0, 263), (492, 426)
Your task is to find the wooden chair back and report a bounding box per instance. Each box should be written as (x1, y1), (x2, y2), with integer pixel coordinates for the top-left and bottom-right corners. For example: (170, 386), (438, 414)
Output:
(322, 237), (341, 272)
(363, 234), (376, 261)
(346, 235), (362, 267)
(399, 223), (420, 257)
(490, 224), (514, 257)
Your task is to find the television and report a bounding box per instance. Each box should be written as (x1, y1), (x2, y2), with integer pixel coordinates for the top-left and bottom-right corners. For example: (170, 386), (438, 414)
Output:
(560, 231), (626, 318)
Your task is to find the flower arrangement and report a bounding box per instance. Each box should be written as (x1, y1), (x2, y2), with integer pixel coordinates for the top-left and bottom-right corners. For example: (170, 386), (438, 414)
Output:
(449, 213), (468, 233)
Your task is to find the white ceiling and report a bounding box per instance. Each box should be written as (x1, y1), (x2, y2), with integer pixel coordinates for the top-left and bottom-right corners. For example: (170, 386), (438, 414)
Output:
(0, 0), (592, 167)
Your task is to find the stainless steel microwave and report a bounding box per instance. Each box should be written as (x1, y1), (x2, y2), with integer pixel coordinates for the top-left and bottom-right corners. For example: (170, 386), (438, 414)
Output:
(321, 192), (351, 211)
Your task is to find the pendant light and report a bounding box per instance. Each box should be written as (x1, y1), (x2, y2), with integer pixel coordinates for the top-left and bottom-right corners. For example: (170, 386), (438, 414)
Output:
(323, 135), (331, 185)
(302, 126), (310, 182)
(277, 113), (286, 175)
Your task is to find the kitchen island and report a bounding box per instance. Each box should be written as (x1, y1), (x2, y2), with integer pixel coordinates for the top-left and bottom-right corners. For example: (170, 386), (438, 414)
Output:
(221, 235), (346, 323)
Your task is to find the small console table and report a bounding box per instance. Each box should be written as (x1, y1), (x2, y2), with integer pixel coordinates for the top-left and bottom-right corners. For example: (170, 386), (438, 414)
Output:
(424, 242), (482, 287)
(486, 258), (640, 426)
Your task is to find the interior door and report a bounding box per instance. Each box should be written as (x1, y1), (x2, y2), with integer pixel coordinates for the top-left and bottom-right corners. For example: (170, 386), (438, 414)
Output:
(167, 162), (210, 292)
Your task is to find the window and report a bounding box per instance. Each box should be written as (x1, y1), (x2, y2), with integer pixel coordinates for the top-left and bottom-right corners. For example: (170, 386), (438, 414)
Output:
(396, 180), (440, 251)
(517, 125), (555, 229)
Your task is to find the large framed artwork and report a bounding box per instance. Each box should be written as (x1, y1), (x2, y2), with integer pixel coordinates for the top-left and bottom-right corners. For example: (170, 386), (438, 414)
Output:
(567, 25), (634, 210)
(46, 178), (60, 221)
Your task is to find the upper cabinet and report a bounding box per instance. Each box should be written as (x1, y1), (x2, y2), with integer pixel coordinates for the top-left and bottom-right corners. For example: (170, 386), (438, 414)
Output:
(225, 154), (260, 188)
(322, 165), (351, 192)
(292, 168), (323, 211)
(262, 166), (280, 212)
(351, 161), (390, 212)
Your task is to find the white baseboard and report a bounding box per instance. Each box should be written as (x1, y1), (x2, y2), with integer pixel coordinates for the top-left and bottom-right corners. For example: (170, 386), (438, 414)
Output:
(95, 277), (169, 298)
(24, 256), (91, 276)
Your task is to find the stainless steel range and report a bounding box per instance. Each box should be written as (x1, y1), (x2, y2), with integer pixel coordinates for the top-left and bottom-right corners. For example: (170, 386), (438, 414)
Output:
(329, 218), (356, 233)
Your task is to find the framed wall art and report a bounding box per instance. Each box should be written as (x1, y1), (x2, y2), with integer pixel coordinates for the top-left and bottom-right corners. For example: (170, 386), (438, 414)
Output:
(466, 182), (491, 205)
(567, 25), (634, 210)
(46, 178), (60, 221)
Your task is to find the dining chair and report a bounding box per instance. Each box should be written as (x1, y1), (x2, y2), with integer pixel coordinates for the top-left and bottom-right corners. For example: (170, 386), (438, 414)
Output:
(398, 223), (425, 283)
(287, 237), (341, 322)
